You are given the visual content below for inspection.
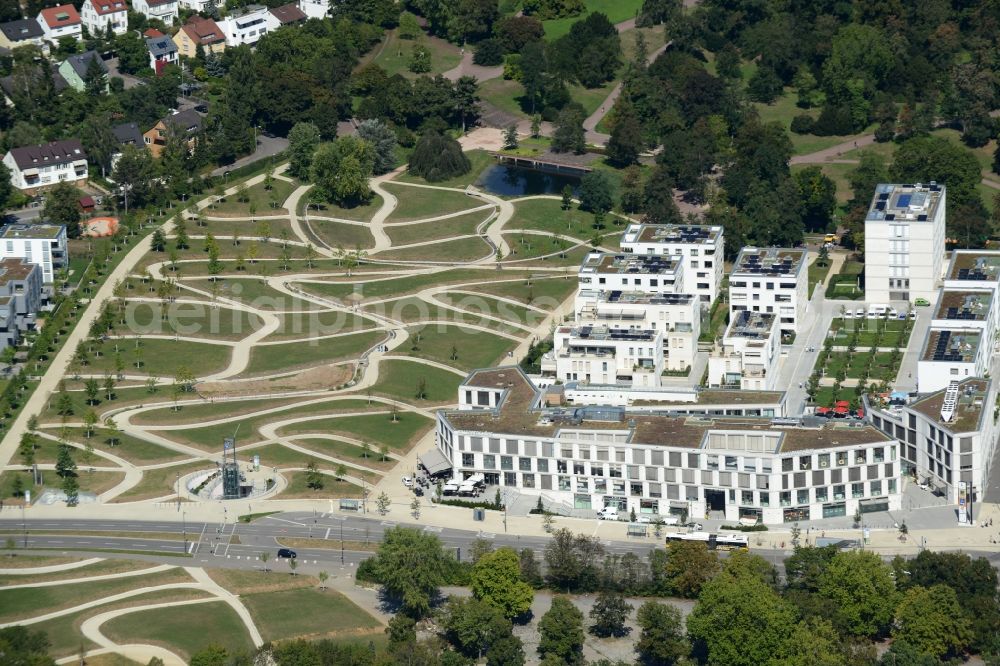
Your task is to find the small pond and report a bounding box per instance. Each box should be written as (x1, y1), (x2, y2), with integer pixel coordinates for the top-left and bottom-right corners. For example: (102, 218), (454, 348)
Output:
(475, 164), (583, 196)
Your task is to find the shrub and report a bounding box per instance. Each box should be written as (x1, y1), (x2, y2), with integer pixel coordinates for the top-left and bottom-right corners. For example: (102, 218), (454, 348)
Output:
(473, 38), (505, 66)
(812, 104), (856, 136)
(790, 114), (815, 135)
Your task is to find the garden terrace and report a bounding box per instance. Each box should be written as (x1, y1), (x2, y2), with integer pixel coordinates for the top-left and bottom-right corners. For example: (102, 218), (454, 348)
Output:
(935, 290), (992, 322)
(910, 378), (990, 433)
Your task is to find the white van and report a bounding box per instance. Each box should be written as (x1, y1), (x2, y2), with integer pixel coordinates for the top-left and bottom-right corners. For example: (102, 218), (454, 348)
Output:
(868, 304), (889, 318)
(598, 506), (620, 521)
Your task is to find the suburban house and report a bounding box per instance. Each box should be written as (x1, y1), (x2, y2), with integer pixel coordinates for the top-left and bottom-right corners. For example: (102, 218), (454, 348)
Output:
(132, 0), (178, 25)
(0, 258), (44, 349)
(270, 3), (306, 26)
(177, 0), (216, 12)
(36, 4), (82, 45)
(143, 109), (202, 158)
(0, 223), (68, 284)
(298, 0), (329, 20)
(146, 33), (178, 74)
(0, 65), (68, 107)
(1, 140), (88, 195)
(218, 5), (276, 46)
(0, 18), (46, 51)
(173, 15), (225, 58)
(57, 50), (108, 92)
(80, 0), (128, 38)
(110, 122), (144, 172)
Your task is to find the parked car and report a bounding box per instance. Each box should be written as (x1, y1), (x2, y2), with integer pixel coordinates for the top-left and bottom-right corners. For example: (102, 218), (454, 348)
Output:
(277, 548), (297, 559)
(402, 476), (413, 488)
(855, 307), (865, 318)
(914, 298), (930, 307)
(598, 506), (620, 521)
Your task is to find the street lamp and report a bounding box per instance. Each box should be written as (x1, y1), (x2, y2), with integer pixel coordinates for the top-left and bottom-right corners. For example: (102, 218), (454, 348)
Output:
(21, 502), (27, 548)
(340, 520), (344, 565)
(182, 511), (187, 554)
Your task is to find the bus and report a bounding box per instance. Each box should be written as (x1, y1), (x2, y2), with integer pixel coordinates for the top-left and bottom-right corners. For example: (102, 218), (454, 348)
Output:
(664, 532), (749, 551)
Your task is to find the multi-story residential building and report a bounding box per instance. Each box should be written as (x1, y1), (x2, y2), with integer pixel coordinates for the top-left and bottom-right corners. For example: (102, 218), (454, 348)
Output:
(132, 0), (178, 25)
(2, 140), (87, 195)
(173, 15), (225, 58)
(143, 110), (202, 158)
(865, 183), (946, 303)
(944, 249), (1000, 292)
(620, 223), (723, 306)
(146, 33), (178, 73)
(557, 382), (787, 414)
(0, 258), (43, 349)
(109, 122), (144, 174)
(708, 310), (781, 391)
(57, 50), (107, 92)
(80, 0), (128, 37)
(0, 224), (68, 284)
(435, 367), (900, 524)
(728, 247), (807, 337)
(545, 325), (664, 388)
(298, 0), (329, 19)
(0, 18), (46, 51)
(218, 4), (277, 46)
(578, 252), (684, 297)
(177, 0), (215, 12)
(917, 328), (989, 392)
(867, 377), (996, 515)
(36, 4), (82, 45)
(575, 290), (699, 372)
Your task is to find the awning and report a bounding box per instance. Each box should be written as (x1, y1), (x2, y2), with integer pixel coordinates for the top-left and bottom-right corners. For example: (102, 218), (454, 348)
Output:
(418, 448), (452, 475)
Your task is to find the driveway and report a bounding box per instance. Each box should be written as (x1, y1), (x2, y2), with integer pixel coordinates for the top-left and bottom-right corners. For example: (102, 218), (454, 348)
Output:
(210, 135), (289, 177)
(104, 58), (143, 90)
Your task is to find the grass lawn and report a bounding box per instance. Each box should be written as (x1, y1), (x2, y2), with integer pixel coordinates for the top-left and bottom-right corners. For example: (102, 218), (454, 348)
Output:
(812, 386), (844, 408)
(503, 243), (591, 268)
(5, 469), (127, 498)
(48, 427), (189, 465)
(376, 235), (492, 262)
(567, 79), (617, 118)
(123, 302), (264, 341)
(78, 338), (231, 379)
(478, 78), (529, 119)
(242, 587), (380, 642)
(369, 359), (462, 405)
(130, 396), (308, 426)
(241, 330), (383, 376)
(0, 567), (190, 623)
(383, 184), (482, 222)
(110, 461), (210, 503)
(277, 410), (433, 451)
(211, 179), (295, 217)
(396, 149), (495, 189)
(385, 210), (491, 246)
(541, 0), (643, 39)
(290, 437), (395, 471)
(509, 198), (613, 239)
(307, 219), (376, 251)
(828, 318), (912, 348)
(37, 384), (165, 425)
(297, 268), (528, 302)
(266, 311), (377, 341)
(195, 218), (294, 239)
(281, 472), (365, 499)
(369, 29), (461, 79)
(808, 257), (832, 296)
(103, 599), (254, 661)
(0, 559), (157, 586)
(502, 233), (587, 264)
(460, 274), (577, 306)
(403, 324), (516, 370)
(435, 292), (536, 324)
(754, 89), (878, 156)
(303, 192), (384, 222)
(186, 278), (317, 311)
(364, 297), (523, 334)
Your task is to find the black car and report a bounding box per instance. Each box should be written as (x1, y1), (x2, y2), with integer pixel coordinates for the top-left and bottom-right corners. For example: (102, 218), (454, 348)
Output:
(277, 548), (297, 559)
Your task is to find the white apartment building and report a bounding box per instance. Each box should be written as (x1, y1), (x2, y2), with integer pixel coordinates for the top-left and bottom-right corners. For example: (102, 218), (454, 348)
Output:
(544, 325), (664, 388)
(178, 0), (216, 12)
(131, 0), (178, 24)
(865, 183), (946, 303)
(708, 311), (781, 391)
(620, 223), (723, 306)
(436, 367), (901, 524)
(0, 224), (68, 284)
(917, 327), (988, 393)
(867, 378), (996, 513)
(2, 140), (88, 195)
(218, 4), (277, 46)
(80, 0), (128, 37)
(575, 290), (700, 372)
(578, 252), (684, 297)
(298, 0), (329, 19)
(728, 247), (807, 337)
(36, 4), (82, 45)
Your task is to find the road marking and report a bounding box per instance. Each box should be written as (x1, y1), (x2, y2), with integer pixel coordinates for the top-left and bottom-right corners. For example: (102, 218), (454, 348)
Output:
(268, 517), (307, 527)
(380, 521), (396, 527)
(479, 532), (495, 539)
(324, 528), (330, 540)
(423, 526), (442, 533)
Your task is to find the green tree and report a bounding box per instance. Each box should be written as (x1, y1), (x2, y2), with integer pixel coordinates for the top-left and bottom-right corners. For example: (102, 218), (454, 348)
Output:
(817, 550), (897, 638)
(552, 107), (585, 154)
(635, 601), (687, 666)
(84, 378), (100, 405)
(607, 102), (643, 165)
(55, 443), (77, 478)
(793, 166), (837, 232)
(189, 645), (229, 666)
(642, 165), (682, 225)
(487, 634), (525, 666)
(62, 473), (79, 506)
(472, 547), (534, 619)
(408, 132), (471, 182)
(774, 617), (843, 666)
(43, 182), (82, 238)
(652, 541), (719, 598)
(589, 590), (632, 638)
(115, 31), (149, 74)
(409, 44), (431, 73)
(538, 596), (584, 665)
(544, 528), (603, 592)
(287, 122), (321, 180)
(892, 585), (973, 661)
(577, 171), (614, 215)
(368, 527), (451, 617)
(442, 596), (513, 659)
(891, 135), (983, 209)
(311, 137), (375, 206)
(503, 125), (519, 151)
(356, 119), (398, 175)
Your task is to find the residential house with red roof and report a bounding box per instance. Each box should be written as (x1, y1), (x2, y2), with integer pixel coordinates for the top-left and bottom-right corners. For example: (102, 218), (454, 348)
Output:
(173, 15), (225, 58)
(36, 4), (82, 46)
(81, 0), (128, 38)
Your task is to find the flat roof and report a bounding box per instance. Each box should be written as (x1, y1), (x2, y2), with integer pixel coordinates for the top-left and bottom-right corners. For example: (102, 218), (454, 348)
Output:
(601, 290), (694, 306)
(623, 223), (722, 246)
(630, 389), (785, 406)
(910, 378), (989, 433)
(731, 247), (805, 276)
(922, 329), (981, 363)
(867, 183), (944, 223)
(559, 325), (658, 343)
(0, 257), (36, 283)
(935, 290), (992, 322)
(0, 223), (64, 240)
(446, 369), (888, 452)
(725, 310), (776, 340)
(580, 252), (681, 276)
(947, 251), (1000, 282)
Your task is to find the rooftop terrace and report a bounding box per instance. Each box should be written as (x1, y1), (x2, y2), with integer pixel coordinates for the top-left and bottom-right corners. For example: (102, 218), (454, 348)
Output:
(866, 183), (945, 223)
(622, 223), (722, 246)
(922, 329), (981, 363)
(601, 291), (694, 306)
(446, 369), (887, 452)
(580, 253), (681, 275)
(0, 223), (63, 240)
(935, 290), (992, 322)
(731, 247), (806, 276)
(725, 310), (776, 340)
(560, 325), (658, 343)
(910, 378), (989, 433)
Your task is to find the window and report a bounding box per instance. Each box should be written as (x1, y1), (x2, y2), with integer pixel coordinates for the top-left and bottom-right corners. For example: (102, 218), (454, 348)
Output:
(536, 459), (548, 473)
(852, 482), (864, 498)
(483, 455), (495, 470)
(500, 456), (513, 470)
(518, 457), (532, 471)
(462, 453), (474, 467)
